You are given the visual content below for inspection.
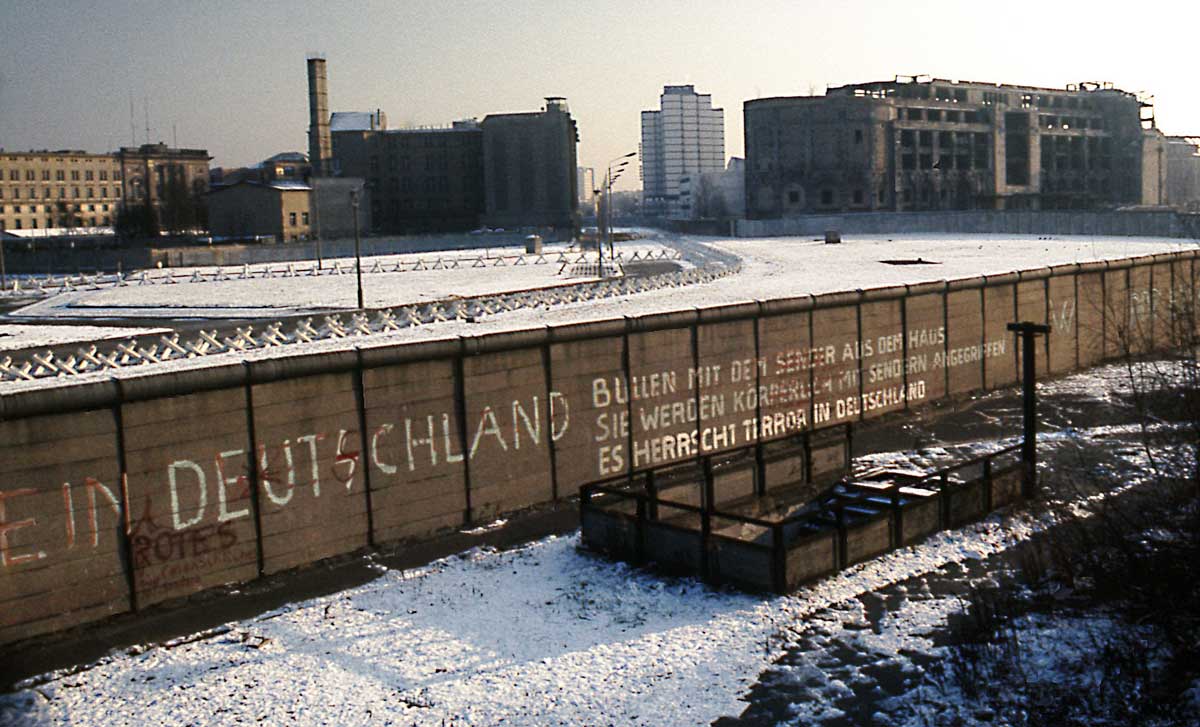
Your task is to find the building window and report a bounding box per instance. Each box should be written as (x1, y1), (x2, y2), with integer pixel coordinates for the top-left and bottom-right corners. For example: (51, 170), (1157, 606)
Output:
(85, 170), (94, 181)
(42, 170), (50, 181)
(919, 131), (933, 147)
(12, 188), (19, 199)
(58, 188), (66, 198)
(900, 130), (915, 147)
(820, 189), (833, 205)
(87, 187), (94, 198)
(43, 187), (50, 198)
(788, 190), (800, 204)
(289, 212), (297, 226)
(100, 170), (108, 181)
(73, 187), (79, 198)
(302, 212), (309, 225)
(14, 219), (20, 229)
(56, 170), (64, 181)
(71, 170), (80, 181)
(100, 187), (107, 197)
(854, 129), (863, 144)
(852, 189), (864, 204)
(25, 170), (34, 181)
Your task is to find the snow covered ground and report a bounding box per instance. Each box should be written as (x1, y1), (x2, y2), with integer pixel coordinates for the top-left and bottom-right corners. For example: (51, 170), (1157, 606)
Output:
(8, 233), (1190, 325)
(1, 518), (1047, 727)
(8, 241), (676, 320)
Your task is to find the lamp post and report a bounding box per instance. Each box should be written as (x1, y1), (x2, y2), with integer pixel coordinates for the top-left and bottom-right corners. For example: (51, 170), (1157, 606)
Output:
(312, 183), (323, 271)
(350, 184), (364, 310)
(601, 151), (636, 274)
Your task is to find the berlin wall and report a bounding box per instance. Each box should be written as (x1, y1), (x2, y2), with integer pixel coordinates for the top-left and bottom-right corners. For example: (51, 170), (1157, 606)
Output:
(0, 249), (1195, 645)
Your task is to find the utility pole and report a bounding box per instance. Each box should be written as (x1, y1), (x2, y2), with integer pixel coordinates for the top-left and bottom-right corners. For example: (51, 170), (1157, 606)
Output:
(312, 185), (323, 270)
(1007, 321), (1051, 499)
(350, 185), (364, 309)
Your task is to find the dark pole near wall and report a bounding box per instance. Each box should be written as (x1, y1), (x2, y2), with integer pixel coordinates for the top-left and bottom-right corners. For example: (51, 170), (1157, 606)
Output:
(350, 186), (363, 310)
(1008, 321), (1051, 499)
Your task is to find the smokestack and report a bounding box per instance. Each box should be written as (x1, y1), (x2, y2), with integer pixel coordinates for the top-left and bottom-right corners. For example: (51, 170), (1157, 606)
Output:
(307, 55), (332, 177)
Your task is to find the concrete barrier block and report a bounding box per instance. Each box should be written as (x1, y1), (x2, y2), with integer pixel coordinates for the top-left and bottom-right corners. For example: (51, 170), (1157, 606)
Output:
(462, 347), (554, 519)
(362, 358), (467, 544)
(550, 335), (626, 490)
(0, 409), (128, 645)
(252, 371), (368, 575)
(123, 386), (260, 607)
(626, 327), (696, 471)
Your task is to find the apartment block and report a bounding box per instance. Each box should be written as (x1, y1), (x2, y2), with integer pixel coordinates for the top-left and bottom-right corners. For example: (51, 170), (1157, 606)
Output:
(640, 85), (725, 219)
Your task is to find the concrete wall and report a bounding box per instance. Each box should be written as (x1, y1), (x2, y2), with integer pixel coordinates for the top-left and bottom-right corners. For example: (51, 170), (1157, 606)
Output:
(736, 209), (1190, 239)
(1, 248), (1195, 644)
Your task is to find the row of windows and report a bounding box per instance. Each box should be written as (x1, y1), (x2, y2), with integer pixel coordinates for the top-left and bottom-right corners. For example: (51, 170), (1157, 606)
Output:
(286, 212), (310, 227)
(1039, 115), (1104, 131)
(901, 149), (991, 171)
(900, 130), (990, 148)
(900, 107), (987, 124)
(0, 215), (112, 230)
(0, 186), (121, 200)
(1, 203), (112, 214)
(1, 168), (121, 181)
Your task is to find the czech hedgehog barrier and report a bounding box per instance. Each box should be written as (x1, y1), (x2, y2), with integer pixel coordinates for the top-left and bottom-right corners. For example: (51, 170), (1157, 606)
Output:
(1, 249), (1195, 645)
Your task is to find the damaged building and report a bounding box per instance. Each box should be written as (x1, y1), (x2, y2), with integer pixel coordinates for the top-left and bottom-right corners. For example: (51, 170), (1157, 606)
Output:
(744, 77), (1167, 218)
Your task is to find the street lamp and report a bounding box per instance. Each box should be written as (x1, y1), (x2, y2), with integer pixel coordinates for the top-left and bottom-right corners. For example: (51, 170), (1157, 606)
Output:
(349, 184), (364, 310)
(600, 151), (636, 273)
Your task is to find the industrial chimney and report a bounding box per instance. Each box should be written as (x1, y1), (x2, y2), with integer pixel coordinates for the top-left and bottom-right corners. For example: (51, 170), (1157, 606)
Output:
(307, 56), (332, 177)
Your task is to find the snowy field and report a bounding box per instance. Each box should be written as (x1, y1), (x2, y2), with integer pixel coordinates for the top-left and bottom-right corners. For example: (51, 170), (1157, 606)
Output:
(8, 241), (678, 320)
(1, 519), (1045, 727)
(8, 233), (1190, 326)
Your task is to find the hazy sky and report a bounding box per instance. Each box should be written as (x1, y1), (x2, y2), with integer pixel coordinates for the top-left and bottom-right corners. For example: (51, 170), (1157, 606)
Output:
(2, 1), (1196, 190)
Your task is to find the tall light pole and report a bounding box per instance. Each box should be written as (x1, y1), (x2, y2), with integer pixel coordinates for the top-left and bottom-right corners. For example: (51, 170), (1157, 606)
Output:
(312, 183), (323, 270)
(350, 184), (364, 310)
(601, 151), (636, 274)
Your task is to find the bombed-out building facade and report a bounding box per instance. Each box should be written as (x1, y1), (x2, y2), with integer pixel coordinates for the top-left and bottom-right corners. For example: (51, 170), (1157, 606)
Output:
(744, 77), (1166, 218)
